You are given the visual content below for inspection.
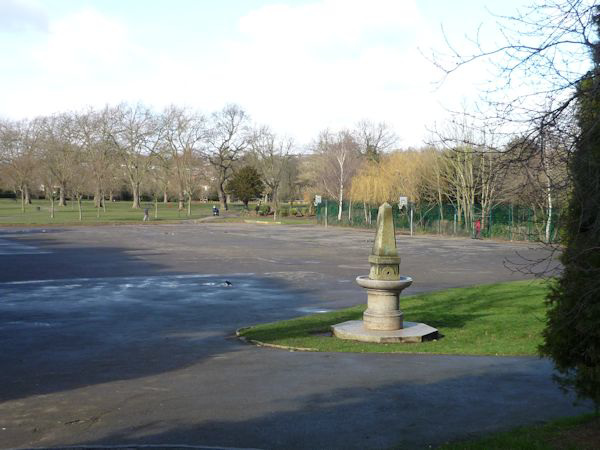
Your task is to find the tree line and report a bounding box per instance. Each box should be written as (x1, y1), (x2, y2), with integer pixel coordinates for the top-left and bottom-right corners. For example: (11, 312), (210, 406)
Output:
(0, 103), (564, 234)
(0, 103), (296, 217)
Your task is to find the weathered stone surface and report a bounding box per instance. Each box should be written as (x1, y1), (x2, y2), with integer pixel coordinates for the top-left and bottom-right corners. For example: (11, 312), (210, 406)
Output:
(369, 263), (400, 280)
(356, 276), (413, 330)
(369, 202), (401, 281)
(355, 275), (412, 291)
(332, 320), (439, 343)
(334, 201), (438, 342)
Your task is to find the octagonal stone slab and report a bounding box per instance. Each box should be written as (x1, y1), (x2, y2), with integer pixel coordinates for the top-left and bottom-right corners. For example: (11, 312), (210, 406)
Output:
(332, 320), (439, 343)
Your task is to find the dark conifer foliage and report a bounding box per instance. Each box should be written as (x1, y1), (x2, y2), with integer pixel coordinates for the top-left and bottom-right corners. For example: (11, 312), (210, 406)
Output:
(541, 8), (600, 410)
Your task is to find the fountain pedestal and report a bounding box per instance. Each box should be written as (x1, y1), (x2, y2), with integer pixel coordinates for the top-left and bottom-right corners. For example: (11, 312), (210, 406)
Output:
(332, 202), (438, 343)
(357, 275), (411, 330)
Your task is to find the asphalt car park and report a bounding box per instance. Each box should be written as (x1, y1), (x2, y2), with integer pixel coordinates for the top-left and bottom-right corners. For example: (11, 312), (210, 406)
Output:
(0, 223), (588, 449)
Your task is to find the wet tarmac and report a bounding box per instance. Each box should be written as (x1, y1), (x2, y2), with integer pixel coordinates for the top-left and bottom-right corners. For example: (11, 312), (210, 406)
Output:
(0, 223), (588, 449)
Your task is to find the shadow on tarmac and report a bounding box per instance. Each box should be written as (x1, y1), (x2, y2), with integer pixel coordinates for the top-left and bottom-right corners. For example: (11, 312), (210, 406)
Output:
(74, 369), (587, 450)
(0, 239), (321, 403)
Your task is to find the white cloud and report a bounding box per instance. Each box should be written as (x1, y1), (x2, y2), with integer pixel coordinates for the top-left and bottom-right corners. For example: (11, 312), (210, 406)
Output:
(10, 8), (155, 116)
(34, 9), (134, 76)
(0, 0), (48, 33)
(238, 0), (419, 47)
(0, 0), (493, 149)
(211, 0), (439, 146)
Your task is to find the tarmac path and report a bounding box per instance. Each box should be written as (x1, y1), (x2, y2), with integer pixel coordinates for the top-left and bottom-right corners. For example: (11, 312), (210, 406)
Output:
(0, 223), (589, 449)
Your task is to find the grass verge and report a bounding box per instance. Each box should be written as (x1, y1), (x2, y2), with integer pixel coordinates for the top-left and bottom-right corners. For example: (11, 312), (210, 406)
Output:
(0, 199), (317, 226)
(0, 199), (219, 225)
(238, 279), (550, 355)
(438, 413), (599, 449)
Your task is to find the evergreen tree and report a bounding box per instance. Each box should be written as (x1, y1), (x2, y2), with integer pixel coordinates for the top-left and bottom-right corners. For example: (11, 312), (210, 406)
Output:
(541, 9), (600, 410)
(226, 166), (264, 209)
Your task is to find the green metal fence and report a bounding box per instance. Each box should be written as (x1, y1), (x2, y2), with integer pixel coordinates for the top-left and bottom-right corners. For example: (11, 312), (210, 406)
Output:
(316, 201), (561, 242)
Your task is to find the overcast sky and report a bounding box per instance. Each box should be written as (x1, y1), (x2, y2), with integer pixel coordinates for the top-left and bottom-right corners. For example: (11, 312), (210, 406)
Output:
(0, 0), (532, 149)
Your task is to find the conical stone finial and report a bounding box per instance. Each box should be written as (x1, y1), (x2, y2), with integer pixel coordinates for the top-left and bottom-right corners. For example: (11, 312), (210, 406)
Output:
(368, 202), (401, 280)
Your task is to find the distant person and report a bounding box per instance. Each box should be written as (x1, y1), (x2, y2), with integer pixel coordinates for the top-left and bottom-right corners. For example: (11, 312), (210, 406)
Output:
(143, 208), (149, 222)
(474, 218), (481, 239)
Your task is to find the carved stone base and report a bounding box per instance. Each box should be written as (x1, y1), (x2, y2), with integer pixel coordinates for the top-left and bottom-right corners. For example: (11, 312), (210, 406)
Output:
(363, 307), (403, 330)
(356, 275), (412, 331)
(332, 320), (439, 343)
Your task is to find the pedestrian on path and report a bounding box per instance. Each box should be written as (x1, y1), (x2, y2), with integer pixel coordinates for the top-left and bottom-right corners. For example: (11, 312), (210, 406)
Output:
(474, 218), (481, 239)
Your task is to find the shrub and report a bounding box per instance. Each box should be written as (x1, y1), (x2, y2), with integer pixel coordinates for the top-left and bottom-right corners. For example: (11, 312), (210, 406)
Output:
(258, 205), (271, 216)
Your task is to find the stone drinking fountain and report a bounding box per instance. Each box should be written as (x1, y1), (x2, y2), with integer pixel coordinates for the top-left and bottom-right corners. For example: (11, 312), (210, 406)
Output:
(332, 202), (438, 343)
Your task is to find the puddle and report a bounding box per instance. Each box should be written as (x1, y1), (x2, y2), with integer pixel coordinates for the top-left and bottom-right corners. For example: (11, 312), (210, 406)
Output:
(296, 307), (331, 314)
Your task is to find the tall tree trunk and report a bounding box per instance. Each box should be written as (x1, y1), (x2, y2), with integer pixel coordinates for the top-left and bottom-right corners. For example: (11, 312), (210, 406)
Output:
(218, 180), (228, 211)
(59, 186), (66, 207)
(187, 194), (191, 217)
(154, 196), (159, 219)
(48, 192), (55, 219)
(20, 188), (25, 213)
(24, 185), (31, 204)
(438, 190), (444, 234)
(545, 171), (552, 243)
(77, 196), (82, 221)
(163, 191), (168, 204)
(271, 187), (279, 222)
(94, 187), (101, 208)
(178, 191), (185, 210)
(131, 182), (141, 209)
(337, 183), (343, 222)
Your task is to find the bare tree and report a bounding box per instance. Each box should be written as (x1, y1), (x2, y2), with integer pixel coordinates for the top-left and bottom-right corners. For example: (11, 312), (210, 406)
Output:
(432, 116), (506, 233)
(68, 150), (91, 221)
(145, 164), (166, 220)
(354, 120), (397, 162)
(313, 129), (362, 221)
(105, 104), (163, 209)
(72, 109), (117, 216)
(203, 104), (249, 211)
(431, 1), (596, 141)
(278, 154), (303, 205)
(250, 126), (292, 220)
(162, 106), (207, 215)
(420, 147), (450, 229)
(0, 119), (40, 211)
(40, 114), (79, 208)
(504, 130), (569, 242)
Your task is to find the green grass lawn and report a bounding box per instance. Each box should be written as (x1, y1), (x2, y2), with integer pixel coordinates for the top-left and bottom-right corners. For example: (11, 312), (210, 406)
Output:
(0, 198), (248, 225)
(438, 413), (599, 449)
(0, 198), (317, 226)
(239, 279), (550, 355)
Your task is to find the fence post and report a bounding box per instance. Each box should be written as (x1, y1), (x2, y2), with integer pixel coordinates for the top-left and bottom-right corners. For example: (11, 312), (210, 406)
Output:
(348, 201), (352, 223)
(453, 207), (457, 235)
(471, 204), (474, 238)
(410, 204), (414, 237)
(510, 204), (513, 241)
